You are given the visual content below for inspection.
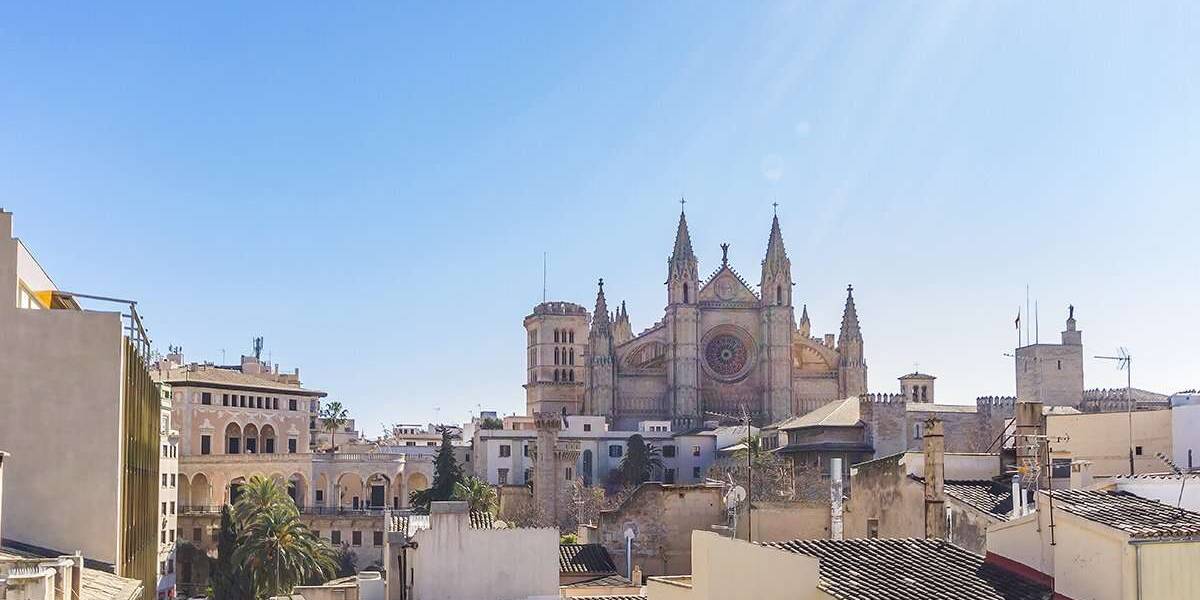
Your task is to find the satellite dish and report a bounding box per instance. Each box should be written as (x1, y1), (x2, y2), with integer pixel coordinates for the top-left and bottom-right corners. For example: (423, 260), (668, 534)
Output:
(725, 485), (747, 505)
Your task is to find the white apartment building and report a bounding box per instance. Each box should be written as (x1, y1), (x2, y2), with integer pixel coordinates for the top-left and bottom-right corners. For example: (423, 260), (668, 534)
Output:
(471, 415), (735, 487)
(156, 386), (179, 600)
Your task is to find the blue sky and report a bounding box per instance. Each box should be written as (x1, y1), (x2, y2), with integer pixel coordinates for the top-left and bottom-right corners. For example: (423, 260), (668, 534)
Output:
(3, 3), (1198, 434)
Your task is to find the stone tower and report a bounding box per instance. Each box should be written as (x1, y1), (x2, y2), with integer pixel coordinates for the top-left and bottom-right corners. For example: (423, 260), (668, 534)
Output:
(1014, 306), (1084, 408)
(585, 279), (616, 419)
(665, 207), (701, 429)
(759, 213), (795, 423)
(837, 285), (868, 397)
(533, 412), (580, 528)
(900, 372), (936, 403)
(524, 301), (589, 415)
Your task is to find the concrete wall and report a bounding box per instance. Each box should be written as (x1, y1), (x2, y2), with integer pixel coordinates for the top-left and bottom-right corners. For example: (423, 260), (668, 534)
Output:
(1172, 404), (1200, 469)
(844, 455), (924, 540)
(1138, 541), (1200, 600)
(1047, 410), (1173, 478)
(645, 531), (833, 600)
(735, 501), (829, 543)
(0, 211), (125, 564)
(408, 504), (558, 600)
(599, 483), (725, 577)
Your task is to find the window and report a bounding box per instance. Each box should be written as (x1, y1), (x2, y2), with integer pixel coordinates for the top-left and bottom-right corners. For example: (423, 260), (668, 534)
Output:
(498, 468), (509, 485)
(524, 468), (533, 483)
(162, 502), (167, 516)
(162, 444), (168, 457)
(569, 349), (575, 365)
(373, 531), (384, 546)
(427, 441), (436, 446)
(162, 473), (168, 487)
(554, 347), (560, 365)
(565, 467), (573, 481)
(171, 474), (176, 487)
(569, 369), (575, 382)
(352, 531), (362, 546)
(288, 438), (297, 453)
(692, 445), (701, 457)
(201, 392), (212, 405)
(663, 445), (676, 458)
(867, 519), (880, 539)
(192, 528), (201, 542)
(222, 394), (229, 406)
(289, 398), (297, 411)
(499, 444), (511, 457)
(1051, 458), (1072, 479)
(609, 445), (623, 458)
(554, 329), (560, 343)
(201, 435), (211, 455)
(554, 369), (560, 382)
(584, 424), (592, 432)
(331, 530), (341, 545)
(161, 531), (166, 544)
(1057, 360), (1062, 370)
(406, 441), (416, 446)
(170, 501), (176, 514)
(683, 283), (689, 303)
(664, 468), (676, 484)
(169, 529), (175, 542)
(523, 445), (530, 457)
(912, 422), (923, 440)
(1135, 446), (1144, 456)
(693, 466), (701, 479)
(569, 330), (575, 343)
(776, 285), (782, 305)
(352, 497), (360, 509)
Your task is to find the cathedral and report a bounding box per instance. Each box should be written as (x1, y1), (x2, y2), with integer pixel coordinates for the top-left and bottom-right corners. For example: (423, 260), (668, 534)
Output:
(523, 209), (867, 430)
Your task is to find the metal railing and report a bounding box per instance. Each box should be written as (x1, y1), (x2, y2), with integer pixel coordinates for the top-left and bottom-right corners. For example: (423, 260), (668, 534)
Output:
(53, 291), (152, 363)
(179, 504), (391, 517)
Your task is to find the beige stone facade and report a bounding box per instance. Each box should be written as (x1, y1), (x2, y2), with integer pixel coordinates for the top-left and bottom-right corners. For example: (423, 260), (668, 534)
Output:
(525, 211), (868, 430)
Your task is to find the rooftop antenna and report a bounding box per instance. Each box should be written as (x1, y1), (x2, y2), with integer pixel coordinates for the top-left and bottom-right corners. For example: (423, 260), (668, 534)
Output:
(1035, 300), (1040, 344)
(220, 348), (226, 364)
(542, 251), (548, 303)
(253, 336), (264, 360)
(1025, 285), (1031, 347)
(1095, 347), (1134, 475)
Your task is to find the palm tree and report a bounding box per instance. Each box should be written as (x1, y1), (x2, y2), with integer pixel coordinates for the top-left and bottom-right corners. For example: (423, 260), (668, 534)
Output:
(619, 434), (664, 486)
(234, 475), (295, 525)
(453, 476), (498, 514)
(320, 401), (349, 453)
(234, 503), (335, 598)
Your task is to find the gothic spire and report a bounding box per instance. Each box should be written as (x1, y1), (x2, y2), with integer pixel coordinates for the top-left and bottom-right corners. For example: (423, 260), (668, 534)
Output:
(592, 278), (611, 334)
(838, 284), (862, 342)
(799, 304), (811, 337)
(761, 213), (789, 277)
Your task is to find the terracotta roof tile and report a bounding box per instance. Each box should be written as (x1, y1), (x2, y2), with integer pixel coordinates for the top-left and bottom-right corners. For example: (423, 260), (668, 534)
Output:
(560, 543), (617, 574)
(1047, 489), (1200, 538)
(764, 538), (1051, 600)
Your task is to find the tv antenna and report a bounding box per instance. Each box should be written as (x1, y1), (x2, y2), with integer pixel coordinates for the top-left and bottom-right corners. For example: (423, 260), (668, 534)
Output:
(1154, 452), (1190, 514)
(253, 336), (264, 360)
(1095, 347), (1134, 475)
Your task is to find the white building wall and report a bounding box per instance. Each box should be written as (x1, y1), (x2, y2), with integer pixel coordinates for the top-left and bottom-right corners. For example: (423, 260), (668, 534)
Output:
(1171, 402), (1200, 470)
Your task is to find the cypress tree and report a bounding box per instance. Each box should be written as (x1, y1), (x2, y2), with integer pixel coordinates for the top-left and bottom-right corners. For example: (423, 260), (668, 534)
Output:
(410, 426), (464, 510)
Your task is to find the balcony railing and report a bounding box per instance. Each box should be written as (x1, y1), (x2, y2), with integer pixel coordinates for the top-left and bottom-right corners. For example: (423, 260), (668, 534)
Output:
(180, 504), (390, 517)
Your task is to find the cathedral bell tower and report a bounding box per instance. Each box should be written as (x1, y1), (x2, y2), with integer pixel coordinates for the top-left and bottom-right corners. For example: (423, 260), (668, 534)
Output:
(666, 203), (701, 429)
(759, 211), (795, 423)
(585, 279), (616, 419)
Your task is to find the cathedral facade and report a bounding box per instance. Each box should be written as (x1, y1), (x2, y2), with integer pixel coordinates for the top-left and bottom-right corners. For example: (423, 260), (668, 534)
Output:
(523, 210), (867, 430)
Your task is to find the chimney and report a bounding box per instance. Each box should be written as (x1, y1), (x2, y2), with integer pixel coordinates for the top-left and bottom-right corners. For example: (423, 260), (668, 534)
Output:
(631, 565), (643, 586)
(923, 417), (946, 540)
(830, 457), (844, 540)
(1070, 459), (1093, 490)
(1014, 401), (1047, 489)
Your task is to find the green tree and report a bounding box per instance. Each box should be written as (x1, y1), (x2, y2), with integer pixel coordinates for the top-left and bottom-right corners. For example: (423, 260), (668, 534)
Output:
(210, 506), (250, 600)
(333, 545), (358, 579)
(478, 416), (504, 430)
(618, 434), (663, 486)
(234, 503), (336, 598)
(452, 476), (498, 514)
(320, 401), (349, 452)
(234, 475), (295, 525)
(410, 426), (464, 510)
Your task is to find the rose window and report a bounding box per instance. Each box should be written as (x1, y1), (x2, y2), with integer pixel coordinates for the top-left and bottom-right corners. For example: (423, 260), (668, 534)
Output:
(705, 334), (749, 378)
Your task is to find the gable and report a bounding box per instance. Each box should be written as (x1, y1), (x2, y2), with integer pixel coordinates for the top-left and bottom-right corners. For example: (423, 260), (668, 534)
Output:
(698, 267), (759, 303)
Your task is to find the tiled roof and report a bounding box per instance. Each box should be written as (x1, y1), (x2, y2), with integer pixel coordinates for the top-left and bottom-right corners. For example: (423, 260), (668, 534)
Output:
(560, 543), (618, 574)
(152, 365), (325, 396)
(775, 397), (861, 430)
(945, 480), (1014, 519)
(387, 511), (496, 535)
(764, 538), (1051, 600)
(567, 596), (645, 600)
(561, 573), (635, 588)
(1046, 489), (1200, 538)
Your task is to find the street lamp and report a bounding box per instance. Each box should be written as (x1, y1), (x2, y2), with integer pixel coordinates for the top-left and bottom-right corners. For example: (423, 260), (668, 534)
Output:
(1095, 348), (1134, 476)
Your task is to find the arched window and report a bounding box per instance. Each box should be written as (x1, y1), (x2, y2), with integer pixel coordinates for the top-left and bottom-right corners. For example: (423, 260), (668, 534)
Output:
(554, 329), (560, 343)
(912, 388), (919, 402)
(554, 347), (560, 365)
(921, 386), (928, 401)
(683, 284), (689, 304)
(569, 330), (575, 343)
(569, 349), (575, 365)
(554, 369), (560, 382)
(776, 285), (782, 305)
(913, 422), (923, 440)
(569, 369), (575, 382)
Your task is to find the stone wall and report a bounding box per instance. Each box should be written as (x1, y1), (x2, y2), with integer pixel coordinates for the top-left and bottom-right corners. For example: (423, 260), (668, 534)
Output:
(598, 483), (725, 577)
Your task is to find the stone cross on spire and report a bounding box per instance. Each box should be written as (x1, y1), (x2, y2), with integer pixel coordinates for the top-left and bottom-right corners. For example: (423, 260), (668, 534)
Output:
(721, 243), (730, 266)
